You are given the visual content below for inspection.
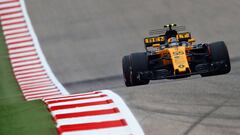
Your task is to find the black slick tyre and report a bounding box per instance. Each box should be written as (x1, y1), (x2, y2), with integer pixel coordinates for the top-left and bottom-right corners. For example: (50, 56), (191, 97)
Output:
(130, 52), (150, 86)
(122, 55), (132, 86)
(201, 41), (231, 77)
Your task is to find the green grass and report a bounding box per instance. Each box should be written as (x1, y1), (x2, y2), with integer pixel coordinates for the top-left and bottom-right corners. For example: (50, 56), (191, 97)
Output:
(0, 27), (58, 135)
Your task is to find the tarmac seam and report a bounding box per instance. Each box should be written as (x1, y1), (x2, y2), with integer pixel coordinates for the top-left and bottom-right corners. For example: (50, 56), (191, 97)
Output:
(183, 98), (231, 135)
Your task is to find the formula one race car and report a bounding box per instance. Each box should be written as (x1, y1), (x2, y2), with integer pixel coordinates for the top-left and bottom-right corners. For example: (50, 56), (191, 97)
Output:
(122, 24), (231, 87)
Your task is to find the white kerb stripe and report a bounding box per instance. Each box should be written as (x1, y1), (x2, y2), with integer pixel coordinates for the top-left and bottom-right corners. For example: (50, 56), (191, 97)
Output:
(19, 78), (50, 85)
(16, 71), (46, 79)
(13, 64), (42, 71)
(22, 85), (56, 92)
(0, 12), (23, 20)
(12, 59), (40, 67)
(8, 41), (34, 49)
(0, 7), (21, 15)
(24, 89), (59, 96)
(0, 0), (12, 2)
(9, 46), (35, 53)
(2, 23), (26, 30)
(48, 97), (111, 108)
(51, 103), (116, 116)
(11, 55), (38, 63)
(62, 126), (131, 135)
(0, 2), (20, 9)
(21, 81), (51, 88)
(21, 81), (53, 88)
(0, 0), (17, 2)
(26, 91), (61, 99)
(57, 113), (123, 127)
(17, 75), (48, 82)
(2, 18), (24, 25)
(45, 93), (106, 103)
(26, 93), (62, 100)
(9, 51), (36, 58)
(15, 68), (44, 75)
(22, 88), (59, 94)
(5, 32), (29, 39)
(43, 91), (100, 101)
(3, 27), (28, 35)
(6, 36), (31, 44)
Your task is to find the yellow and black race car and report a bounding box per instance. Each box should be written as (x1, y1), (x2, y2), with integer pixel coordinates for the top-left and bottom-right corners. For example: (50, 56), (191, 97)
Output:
(122, 24), (231, 87)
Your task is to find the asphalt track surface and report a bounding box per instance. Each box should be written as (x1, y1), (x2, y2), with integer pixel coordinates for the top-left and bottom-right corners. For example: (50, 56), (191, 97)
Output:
(26, 0), (240, 134)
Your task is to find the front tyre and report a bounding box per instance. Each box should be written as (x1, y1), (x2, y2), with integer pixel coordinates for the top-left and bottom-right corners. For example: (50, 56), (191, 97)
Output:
(122, 55), (132, 86)
(201, 41), (231, 77)
(130, 52), (150, 86)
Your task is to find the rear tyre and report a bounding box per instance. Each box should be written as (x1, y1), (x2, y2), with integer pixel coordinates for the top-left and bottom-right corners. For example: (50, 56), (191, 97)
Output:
(201, 41), (231, 77)
(122, 55), (132, 86)
(130, 52), (150, 86)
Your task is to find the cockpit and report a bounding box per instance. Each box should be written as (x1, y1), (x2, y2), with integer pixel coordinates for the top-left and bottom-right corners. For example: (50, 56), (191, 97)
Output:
(144, 24), (195, 53)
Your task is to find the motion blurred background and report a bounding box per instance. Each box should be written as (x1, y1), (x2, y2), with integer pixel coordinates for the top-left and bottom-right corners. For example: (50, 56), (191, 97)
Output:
(26, 0), (240, 84)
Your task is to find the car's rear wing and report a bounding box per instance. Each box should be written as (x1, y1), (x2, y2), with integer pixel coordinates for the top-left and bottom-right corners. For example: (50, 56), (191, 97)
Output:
(149, 25), (186, 36)
(144, 32), (192, 48)
(144, 35), (165, 48)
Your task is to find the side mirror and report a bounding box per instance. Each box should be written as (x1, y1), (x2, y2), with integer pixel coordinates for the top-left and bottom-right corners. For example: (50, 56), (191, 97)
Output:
(188, 38), (196, 43)
(152, 44), (160, 48)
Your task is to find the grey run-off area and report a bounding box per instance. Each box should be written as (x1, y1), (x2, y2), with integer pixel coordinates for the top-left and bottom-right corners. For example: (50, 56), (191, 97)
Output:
(26, 0), (240, 134)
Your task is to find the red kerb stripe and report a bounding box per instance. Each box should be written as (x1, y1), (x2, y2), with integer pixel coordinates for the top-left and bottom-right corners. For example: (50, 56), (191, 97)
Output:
(17, 74), (48, 82)
(2, 20), (25, 27)
(4, 30), (28, 36)
(16, 72), (46, 80)
(58, 119), (127, 133)
(47, 94), (108, 104)
(24, 90), (60, 97)
(22, 84), (55, 90)
(15, 68), (43, 76)
(45, 91), (101, 101)
(55, 108), (120, 120)
(49, 100), (113, 111)
(9, 49), (35, 55)
(20, 81), (52, 88)
(8, 44), (33, 50)
(4, 25), (27, 32)
(0, 10), (21, 17)
(21, 81), (53, 88)
(6, 34), (30, 41)
(13, 61), (41, 69)
(0, 5), (21, 11)
(22, 88), (57, 94)
(1, 16), (24, 22)
(7, 39), (32, 45)
(10, 53), (37, 60)
(22, 87), (57, 93)
(13, 64), (42, 72)
(0, 0), (19, 5)
(19, 79), (51, 86)
(26, 93), (61, 101)
(11, 57), (39, 64)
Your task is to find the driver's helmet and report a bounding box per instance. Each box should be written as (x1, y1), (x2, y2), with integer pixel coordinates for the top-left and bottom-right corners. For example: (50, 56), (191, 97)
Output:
(168, 37), (179, 47)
